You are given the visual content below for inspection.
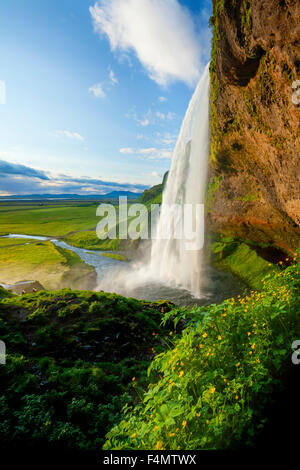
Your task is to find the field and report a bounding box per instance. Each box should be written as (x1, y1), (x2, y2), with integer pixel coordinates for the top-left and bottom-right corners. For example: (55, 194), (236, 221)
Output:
(0, 201), (100, 237)
(0, 200), (136, 252)
(0, 238), (96, 290)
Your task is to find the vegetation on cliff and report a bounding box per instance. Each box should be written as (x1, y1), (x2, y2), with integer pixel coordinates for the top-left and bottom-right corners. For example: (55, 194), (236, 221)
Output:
(208, 0), (300, 251)
(104, 258), (300, 450)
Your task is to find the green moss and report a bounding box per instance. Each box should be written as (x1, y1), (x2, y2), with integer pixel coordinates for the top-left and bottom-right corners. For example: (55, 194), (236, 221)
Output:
(205, 176), (222, 214)
(271, 135), (286, 150)
(237, 193), (260, 202)
(209, 1), (224, 165)
(281, 63), (294, 82)
(0, 289), (175, 450)
(241, 0), (252, 31)
(216, 243), (279, 289)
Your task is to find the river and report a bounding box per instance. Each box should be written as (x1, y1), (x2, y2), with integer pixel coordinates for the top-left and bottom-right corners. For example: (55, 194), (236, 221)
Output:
(1, 234), (245, 306)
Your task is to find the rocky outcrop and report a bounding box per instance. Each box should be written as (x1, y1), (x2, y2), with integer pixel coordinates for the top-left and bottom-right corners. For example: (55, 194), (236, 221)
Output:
(208, 0), (300, 252)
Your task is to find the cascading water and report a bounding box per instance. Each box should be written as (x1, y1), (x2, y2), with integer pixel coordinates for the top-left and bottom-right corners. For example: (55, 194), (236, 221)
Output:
(148, 63), (210, 296)
(97, 63), (211, 303)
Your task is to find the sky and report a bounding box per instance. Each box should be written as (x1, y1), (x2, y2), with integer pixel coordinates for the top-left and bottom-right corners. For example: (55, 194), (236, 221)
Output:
(0, 0), (212, 196)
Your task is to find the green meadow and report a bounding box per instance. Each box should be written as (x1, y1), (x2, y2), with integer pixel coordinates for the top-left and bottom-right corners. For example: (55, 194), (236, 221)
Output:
(0, 201), (135, 251)
(0, 201), (100, 237)
(0, 239), (95, 290)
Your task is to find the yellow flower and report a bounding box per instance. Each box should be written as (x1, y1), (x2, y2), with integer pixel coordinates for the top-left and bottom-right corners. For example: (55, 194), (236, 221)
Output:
(169, 433), (175, 437)
(169, 331), (173, 336)
(251, 343), (255, 349)
(199, 344), (203, 349)
(132, 377), (135, 381)
(248, 332), (251, 336)
(210, 387), (216, 394)
(179, 370), (184, 377)
(218, 335), (222, 341)
(196, 412), (201, 417)
(206, 420), (210, 425)
(256, 358), (260, 363)
(153, 426), (158, 431)
(235, 395), (239, 400)
(130, 433), (137, 439)
(235, 362), (240, 367)
(249, 351), (252, 355)
(182, 420), (187, 428)
(156, 441), (163, 450)
(202, 332), (208, 338)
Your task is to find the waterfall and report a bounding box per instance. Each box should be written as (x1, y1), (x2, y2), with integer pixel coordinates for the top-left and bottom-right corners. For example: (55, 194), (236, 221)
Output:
(148, 63), (210, 296)
(97, 63), (210, 302)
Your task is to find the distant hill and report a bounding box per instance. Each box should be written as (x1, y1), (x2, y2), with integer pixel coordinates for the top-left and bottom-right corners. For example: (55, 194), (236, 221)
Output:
(0, 191), (143, 200)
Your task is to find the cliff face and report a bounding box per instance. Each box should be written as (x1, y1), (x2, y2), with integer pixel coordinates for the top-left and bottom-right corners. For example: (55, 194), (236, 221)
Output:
(208, 0), (300, 252)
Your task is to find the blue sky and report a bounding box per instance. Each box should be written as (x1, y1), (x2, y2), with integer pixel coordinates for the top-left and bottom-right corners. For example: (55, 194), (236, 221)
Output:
(0, 0), (211, 195)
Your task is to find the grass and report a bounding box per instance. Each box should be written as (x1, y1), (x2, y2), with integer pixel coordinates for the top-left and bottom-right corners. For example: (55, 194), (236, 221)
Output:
(100, 252), (127, 261)
(63, 231), (122, 251)
(0, 289), (174, 451)
(0, 202), (100, 237)
(0, 238), (39, 247)
(0, 201), (140, 252)
(214, 242), (280, 289)
(104, 258), (300, 450)
(0, 240), (95, 290)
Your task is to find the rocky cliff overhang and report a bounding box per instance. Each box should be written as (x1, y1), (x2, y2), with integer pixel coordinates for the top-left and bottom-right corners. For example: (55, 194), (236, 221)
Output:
(208, 0), (300, 252)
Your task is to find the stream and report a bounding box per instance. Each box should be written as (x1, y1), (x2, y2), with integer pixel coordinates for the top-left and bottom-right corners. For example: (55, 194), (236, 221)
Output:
(1, 234), (246, 306)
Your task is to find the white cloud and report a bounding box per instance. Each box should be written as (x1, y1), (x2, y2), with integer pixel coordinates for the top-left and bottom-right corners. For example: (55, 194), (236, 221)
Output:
(109, 68), (118, 84)
(126, 107), (175, 127)
(119, 147), (135, 154)
(56, 130), (85, 142)
(120, 146), (172, 159)
(90, 0), (203, 86)
(156, 111), (175, 121)
(139, 117), (150, 127)
(166, 111), (175, 120)
(89, 68), (118, 98)
(156, 132), (177, 145)
(158, 96), (167, 102)
(156, 111), (165, 120)
(89, 82), (106, 98)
